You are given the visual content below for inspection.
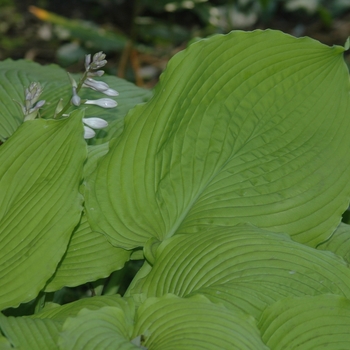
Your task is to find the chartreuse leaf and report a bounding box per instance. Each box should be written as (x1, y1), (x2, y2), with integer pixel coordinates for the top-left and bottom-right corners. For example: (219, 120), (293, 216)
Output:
(133, 294), (267, 350)
(0, 334), (12, 349)
(317, 222), (350, 263)
(258, 294), (350, 349)
(85, 29), (350, 250)
(84, 143), (110, 179)
(0, 111), (86, 310)
(0, 313), (60, 349)
(126, 224), (350, 319)
(33, 294), (131, 321)
(34, 294), (267, 349)
(58, 306), (137, 350)
(44, 211), (130, 292)
(42, 143), (130, 291)
(0, 295), (134, 349)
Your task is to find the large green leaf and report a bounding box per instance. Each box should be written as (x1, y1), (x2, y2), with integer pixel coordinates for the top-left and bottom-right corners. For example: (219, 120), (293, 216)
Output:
(258, 294), (350, 349)
(38, 294), (267, 349)
(58, 306), (137, 350)
(85, 29), (350, 249)
(18, 293), (267, 349)
(0, 295), (135, 349)
(0, 313), (60, 350)
(44, 212), (131, 292)
(132, 294), (267, 349)
(0, 111), (86, 310)
(33, 294), (131, 322)
(126, 224), (350, 319)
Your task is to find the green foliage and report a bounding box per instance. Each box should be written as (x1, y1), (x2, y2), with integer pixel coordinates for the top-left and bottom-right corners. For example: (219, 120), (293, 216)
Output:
(1, 29), (350, 348)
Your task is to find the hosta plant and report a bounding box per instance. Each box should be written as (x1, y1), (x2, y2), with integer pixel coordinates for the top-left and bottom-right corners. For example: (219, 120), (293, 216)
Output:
(1, 29), (350, 349)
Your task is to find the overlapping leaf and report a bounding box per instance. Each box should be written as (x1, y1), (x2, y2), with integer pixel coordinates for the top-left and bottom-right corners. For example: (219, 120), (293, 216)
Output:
(0, 295), (135, 349)
(58, 306), (136, 350)
(85, 29), (350, 249)
(0, 313), (61, 350)
(126, 224), (350, 319)
(33, 294), (131, 322)
(258, 294), (350, 349)
(44, 212), (130, 292)
(317, 222), (350, 263)
(0, 112), (86, 309)
(133, 294), (267, 349)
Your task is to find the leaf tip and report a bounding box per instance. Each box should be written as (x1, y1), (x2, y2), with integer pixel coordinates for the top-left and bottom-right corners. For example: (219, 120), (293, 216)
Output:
(344, 37), (350, 51)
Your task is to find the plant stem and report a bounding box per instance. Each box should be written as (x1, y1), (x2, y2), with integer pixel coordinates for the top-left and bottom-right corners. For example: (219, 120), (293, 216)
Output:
(34, 291), (46, 314)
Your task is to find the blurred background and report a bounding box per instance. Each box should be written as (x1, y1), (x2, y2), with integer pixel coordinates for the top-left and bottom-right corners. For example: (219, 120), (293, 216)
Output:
(1, 0), (350, 88)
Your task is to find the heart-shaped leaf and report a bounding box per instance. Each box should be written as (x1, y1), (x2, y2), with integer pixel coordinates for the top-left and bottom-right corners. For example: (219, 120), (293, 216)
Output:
(258, 294), (350, 349)
(132, 294), (267, 349)
(0, 111), (86, 309)
(0, 313), (61, 350)
(58, 306), (136, 350)
(126, 224), (350, 319)
(44, 212), (130, 292)
(85, 29), (350, 249)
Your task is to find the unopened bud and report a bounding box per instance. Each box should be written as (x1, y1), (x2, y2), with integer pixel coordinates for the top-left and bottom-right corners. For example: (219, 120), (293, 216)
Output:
(83, 126), (96, 139)
(71, 87), (81, 106)
(84, 98), (117, 108)
(82, 117), (108, 129)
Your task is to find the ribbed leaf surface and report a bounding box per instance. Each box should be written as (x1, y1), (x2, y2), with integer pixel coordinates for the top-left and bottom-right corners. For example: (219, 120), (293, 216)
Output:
(127, 224), (350, 319)
(58, 307), (137, 350)
(33, 295), (131, 322)
(45, 212), (130, 292)
(0, 313), (60, 350)
(0, 295), (135, 349)
(317, 222), (350, 263)
(258, 294), (350, 349)
(0, 112), (86, 309)
(85, 29), (350, 249)
(133, 294), (268, 349)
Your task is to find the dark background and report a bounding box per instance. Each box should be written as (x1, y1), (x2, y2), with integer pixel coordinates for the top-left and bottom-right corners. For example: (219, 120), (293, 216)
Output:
(1, 0), (350, 87)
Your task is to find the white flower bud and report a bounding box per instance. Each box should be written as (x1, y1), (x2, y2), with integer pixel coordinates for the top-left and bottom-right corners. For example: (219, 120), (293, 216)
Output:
(71, 87), (81, 106)
(84, 98), (117, 108)
(35, 100), (46, 109)
(85, 54), (91, 70)
(87, 70), (104, 77)
(83, 78), (109, 91)
(101, 88), (119, 97)
(83, 126), (96, 139)
(82, 117), (108, 129)
(71, 94), (81, 106)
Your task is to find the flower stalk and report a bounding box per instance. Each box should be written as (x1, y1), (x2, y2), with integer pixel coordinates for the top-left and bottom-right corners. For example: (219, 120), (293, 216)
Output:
(54, 51), (118, 120)
(18, 51), (118, 140)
